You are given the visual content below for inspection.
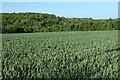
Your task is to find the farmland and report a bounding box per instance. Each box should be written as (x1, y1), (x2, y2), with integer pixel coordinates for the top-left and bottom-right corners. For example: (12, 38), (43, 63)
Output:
(1, 30), (119, 78)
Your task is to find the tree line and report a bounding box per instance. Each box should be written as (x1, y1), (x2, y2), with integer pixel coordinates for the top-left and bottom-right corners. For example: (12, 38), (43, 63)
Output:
(1, 12), (120, 33)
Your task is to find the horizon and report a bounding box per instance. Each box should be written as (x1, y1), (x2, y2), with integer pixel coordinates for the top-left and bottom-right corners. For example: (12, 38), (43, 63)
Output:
(1, 2), (118, 19)
(1, 12), (118, 19)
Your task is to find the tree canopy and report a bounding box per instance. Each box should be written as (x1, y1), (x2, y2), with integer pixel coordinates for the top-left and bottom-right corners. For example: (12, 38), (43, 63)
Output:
(1, 12), (120, 33)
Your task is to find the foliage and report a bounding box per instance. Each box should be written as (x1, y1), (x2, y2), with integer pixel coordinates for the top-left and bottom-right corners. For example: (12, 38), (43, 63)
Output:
(1, 13), (120, 33)
(2, 31), (119, 78)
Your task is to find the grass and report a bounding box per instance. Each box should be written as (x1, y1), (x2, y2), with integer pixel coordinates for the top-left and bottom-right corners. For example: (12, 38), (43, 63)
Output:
(1, 30), (119, 78)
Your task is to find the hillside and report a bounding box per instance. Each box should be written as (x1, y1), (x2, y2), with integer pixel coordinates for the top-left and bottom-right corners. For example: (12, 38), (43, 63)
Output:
(1, 12), (120, 33)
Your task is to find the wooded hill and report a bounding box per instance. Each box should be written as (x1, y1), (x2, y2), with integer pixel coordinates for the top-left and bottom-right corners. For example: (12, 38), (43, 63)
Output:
(1, 13), (120, 33)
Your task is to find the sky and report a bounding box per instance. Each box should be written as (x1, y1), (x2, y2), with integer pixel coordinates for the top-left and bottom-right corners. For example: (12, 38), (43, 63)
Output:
(1, 0), (119, 2)
(1, 2), (118, 19)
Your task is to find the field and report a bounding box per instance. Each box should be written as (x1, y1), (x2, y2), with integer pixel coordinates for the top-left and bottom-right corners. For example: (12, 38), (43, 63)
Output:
(1, 30), (119, 78)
